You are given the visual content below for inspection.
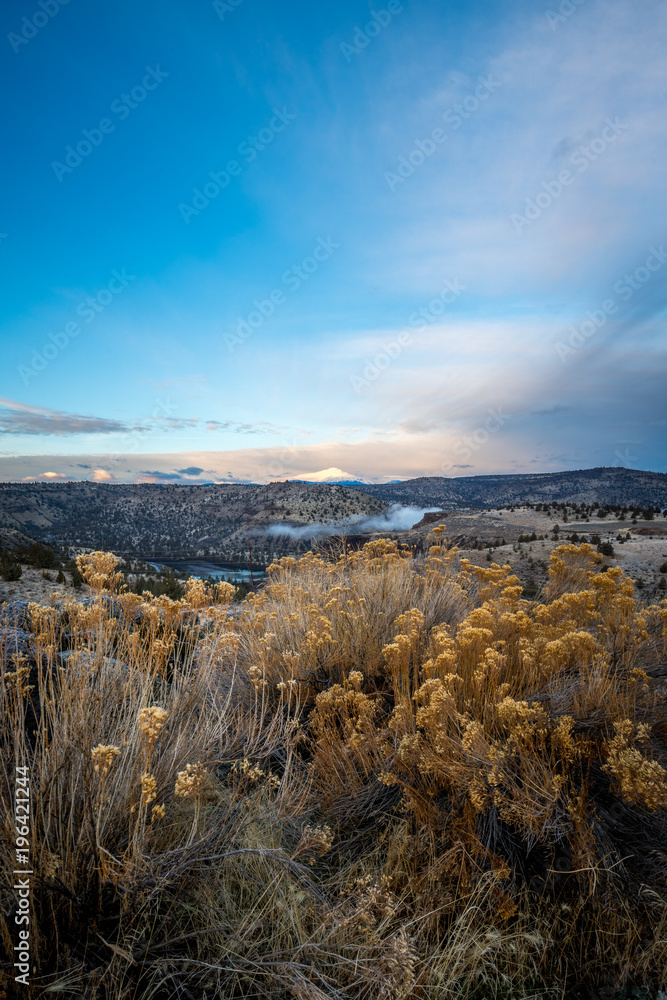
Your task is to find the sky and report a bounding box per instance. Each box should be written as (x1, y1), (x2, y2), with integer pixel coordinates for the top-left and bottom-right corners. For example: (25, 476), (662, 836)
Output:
(0, 0), (666, 485)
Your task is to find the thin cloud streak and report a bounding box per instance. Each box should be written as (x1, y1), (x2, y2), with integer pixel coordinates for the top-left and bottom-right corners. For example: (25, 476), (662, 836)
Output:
(0, 398), (288, 439)
(0, 399), (135, 437)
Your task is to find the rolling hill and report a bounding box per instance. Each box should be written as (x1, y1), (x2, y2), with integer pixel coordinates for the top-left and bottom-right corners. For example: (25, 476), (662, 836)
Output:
(0, 481), (387, 562)
(1, 468), (665, 564)
(350, 467), (667, 509)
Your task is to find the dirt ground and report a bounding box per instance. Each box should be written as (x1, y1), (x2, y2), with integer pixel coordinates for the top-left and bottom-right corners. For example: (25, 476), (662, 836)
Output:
(440, 507), (667, 600)
(0, 566), (73, 607)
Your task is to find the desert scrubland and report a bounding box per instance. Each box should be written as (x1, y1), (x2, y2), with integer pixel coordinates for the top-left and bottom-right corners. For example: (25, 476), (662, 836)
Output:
(2, 534), (667, 998)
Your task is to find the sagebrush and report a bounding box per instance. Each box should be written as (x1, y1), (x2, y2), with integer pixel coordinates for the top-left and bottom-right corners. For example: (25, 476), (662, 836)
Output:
(1, 537), (666, 998)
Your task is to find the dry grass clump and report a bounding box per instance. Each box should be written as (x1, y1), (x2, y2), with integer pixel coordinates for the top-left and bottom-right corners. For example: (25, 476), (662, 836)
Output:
(1, 539), (666, 998)
(231, 535), (469, 698)
(76, 551), (125, 594)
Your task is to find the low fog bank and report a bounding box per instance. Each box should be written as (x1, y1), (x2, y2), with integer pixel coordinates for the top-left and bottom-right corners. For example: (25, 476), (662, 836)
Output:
(267, 504), (443, 540)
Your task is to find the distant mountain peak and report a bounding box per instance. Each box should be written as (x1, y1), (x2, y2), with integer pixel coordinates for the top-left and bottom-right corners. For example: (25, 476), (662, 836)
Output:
(296, 468), (368, 484)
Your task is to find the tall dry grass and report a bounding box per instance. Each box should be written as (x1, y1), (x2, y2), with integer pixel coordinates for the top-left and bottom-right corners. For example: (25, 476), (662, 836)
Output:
(0, 538), (666, 998)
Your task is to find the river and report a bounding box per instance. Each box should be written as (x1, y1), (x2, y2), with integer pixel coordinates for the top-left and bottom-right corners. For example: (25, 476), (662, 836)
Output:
(146, 559), (267, 584)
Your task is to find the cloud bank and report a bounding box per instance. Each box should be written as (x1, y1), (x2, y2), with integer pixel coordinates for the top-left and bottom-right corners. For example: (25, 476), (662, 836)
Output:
(268, 505), (442, 540)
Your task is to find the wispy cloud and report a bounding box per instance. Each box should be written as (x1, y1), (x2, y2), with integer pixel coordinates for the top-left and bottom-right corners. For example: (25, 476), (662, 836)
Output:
(0, 398), (134, 436)
(147, 416), (285, 435)
(204, 420), (283, 435)
(0, 399), (286, 440)
(2, 0), (666, 478)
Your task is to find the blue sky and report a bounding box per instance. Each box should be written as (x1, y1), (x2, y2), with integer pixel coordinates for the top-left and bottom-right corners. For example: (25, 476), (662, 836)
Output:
(1, 0), (666, 484)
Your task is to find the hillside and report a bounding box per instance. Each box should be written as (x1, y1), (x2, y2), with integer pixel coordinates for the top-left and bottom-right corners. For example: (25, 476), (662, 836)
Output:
(351, 466), (667, 508)
(1, 468), (666, 565)
(0, 481), (387, 562)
